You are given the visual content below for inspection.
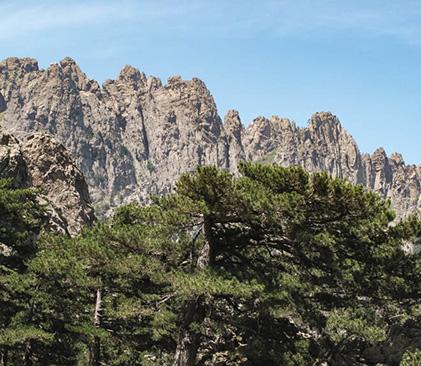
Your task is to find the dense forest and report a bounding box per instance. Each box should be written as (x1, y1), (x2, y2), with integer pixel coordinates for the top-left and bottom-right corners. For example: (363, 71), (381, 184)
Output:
(1, 163), (421, 366)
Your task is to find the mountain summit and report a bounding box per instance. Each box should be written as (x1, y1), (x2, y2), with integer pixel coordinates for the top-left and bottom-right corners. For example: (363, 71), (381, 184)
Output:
(0, 57), (419, 218)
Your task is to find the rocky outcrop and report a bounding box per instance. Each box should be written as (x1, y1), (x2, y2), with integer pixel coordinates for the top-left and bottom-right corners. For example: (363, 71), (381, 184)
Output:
(363, 319), (421, 366)
(242, 112), (421, 218)
(21, 133), (96, 235)
(0, 128), (30, 188)
(0, 57), (419, 219)
(325, 319), (421, 366)
(0, 126), (95, 235)
(0, 57), (232, 216)
(224, 109), (246, 173)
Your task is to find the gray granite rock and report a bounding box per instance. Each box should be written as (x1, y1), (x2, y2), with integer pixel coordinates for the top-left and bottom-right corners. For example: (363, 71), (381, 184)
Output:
(245, 112), (421, 219)
(0, 126), (95, 235)
(0, 57), (419, 219)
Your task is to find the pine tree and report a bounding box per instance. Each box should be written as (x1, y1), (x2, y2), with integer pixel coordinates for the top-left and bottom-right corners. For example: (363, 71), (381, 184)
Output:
(0, 178), (44, 365)
(118, 163), (421, 365)
(25, 219), (184, 365)
(2, 164), (420, 365)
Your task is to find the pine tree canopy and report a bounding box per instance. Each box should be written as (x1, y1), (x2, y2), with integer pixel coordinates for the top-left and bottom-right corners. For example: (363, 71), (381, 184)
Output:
(114, 163), (421, 365)
(0, 178), (43, 271)
(1, 165), (421, 365)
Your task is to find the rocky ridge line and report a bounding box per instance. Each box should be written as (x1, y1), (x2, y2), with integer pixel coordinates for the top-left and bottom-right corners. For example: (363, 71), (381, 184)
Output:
(0, 57), (419, 219)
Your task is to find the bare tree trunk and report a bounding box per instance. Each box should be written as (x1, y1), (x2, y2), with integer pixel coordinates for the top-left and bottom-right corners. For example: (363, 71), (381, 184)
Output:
(89, 336), (100, 366)
(197, 217), (216, 270)
(89, 287), (102, 366)
(24, 341), (32, 366)
(173, 216), (215, 366)
(1, 347), (8, 366)
(172, 297), (205, 366)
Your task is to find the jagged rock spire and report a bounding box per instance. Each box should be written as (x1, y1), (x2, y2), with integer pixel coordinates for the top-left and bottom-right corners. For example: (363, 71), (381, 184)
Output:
(0, 57), (419, 219)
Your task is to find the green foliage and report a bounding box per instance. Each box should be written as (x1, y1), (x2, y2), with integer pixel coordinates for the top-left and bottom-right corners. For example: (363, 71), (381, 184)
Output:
(0, 178), (42, 256)
(1, 165), (421, 365)
(1, 232), (91, 364)
(325, 308), (387, 343)
(84, 126), (94, 140)
(0, 110), (7, 123)
(168, 270), (264, 298)
(255, 147), (280, 165)
(147, 159), (156, 173)
(93, 197), (113, 219)
(110, 163), (419, 363)
(400, 349), (421, 366)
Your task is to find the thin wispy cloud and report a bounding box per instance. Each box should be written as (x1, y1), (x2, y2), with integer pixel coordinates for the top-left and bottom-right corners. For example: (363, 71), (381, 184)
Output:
(224, 0), (421, 43)
(0, 1), (193, 40)
(309, 1), (421, 43)
(2, 0), (421, 44)
(0, 2), (119, 39)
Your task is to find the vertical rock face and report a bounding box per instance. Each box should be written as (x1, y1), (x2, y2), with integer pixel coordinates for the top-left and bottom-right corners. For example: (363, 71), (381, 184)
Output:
(224, 109), (246, 173)
(21, 133), (96, 235)
(243, 111), (421, 218)
(243, 112), (363, 183)
(0, 128), (29, 188)
(0, 57), (420, 219)
(0, 126), (95, 235)
(0, 57), (231, 216)
(0, 92), (6, 113)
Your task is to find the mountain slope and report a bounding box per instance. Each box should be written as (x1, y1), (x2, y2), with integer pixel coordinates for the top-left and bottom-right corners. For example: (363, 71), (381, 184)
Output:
(0, 57), (419, 218)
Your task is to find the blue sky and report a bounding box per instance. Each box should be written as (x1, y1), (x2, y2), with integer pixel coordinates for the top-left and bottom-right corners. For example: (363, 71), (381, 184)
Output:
(1, 0), (420, 164)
